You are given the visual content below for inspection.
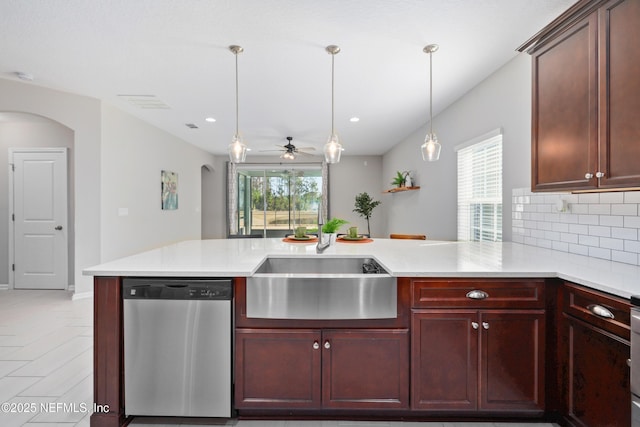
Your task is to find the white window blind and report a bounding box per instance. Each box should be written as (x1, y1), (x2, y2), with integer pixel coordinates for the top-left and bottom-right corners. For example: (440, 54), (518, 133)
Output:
(457, 134), (503, 242)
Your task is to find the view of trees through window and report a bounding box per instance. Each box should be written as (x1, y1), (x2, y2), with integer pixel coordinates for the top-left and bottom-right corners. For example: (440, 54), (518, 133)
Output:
(235, 167), (322, 237)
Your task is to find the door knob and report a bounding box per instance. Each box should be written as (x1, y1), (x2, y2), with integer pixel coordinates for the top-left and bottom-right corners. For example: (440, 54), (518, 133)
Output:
(55, 225), (63, 230)
(324, 341), (331, 349)
(585, 172), (594, 179)
(472, 322), (479, 330)
(313, 341), (320, 350)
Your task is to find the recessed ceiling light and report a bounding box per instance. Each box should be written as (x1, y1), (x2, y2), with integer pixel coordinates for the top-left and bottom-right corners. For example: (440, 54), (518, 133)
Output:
(205, 117), (216, 123)
(349, 117), (360, 122)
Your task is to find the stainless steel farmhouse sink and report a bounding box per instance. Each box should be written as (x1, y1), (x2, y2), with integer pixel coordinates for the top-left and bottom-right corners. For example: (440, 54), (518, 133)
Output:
(247, 257), (397, 320)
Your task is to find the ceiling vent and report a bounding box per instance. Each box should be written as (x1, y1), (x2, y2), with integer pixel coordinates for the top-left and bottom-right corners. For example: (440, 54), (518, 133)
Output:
(117, 94), (171, 109)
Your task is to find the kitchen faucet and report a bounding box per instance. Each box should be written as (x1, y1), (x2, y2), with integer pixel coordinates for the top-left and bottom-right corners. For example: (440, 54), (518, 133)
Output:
(316, 202), (330, 253)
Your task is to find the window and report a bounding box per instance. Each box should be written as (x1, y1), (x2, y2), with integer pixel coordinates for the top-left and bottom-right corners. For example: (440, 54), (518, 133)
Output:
(457, 132), (503, 242)
(227, 163), (326, 237)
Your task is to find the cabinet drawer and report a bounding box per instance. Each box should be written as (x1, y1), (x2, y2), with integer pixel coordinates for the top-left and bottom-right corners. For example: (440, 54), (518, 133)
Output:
(411, 279), (545, 309)
(562, 282), (630, 340)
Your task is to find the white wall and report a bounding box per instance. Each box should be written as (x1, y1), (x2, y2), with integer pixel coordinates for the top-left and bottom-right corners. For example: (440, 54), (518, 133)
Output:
(383, 54), (532, 241)
(0, 114), (75, 285)
(100, 104), (216, 261)
(0, 78), (101, 295)
(328, 156), (386, 237)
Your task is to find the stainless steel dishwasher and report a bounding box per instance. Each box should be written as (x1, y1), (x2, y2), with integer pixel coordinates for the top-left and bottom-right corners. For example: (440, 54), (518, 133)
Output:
(123, 278), (232, 417)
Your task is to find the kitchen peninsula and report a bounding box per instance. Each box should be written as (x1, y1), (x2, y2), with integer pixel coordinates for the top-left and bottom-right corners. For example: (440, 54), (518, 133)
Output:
(84, 238), (638, 426)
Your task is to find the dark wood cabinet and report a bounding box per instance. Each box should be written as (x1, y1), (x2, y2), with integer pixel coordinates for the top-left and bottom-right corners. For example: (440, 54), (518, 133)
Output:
(559, 282), (631, 427)
(412, 309), (545, 413)
(235, 328), (409, 411)
(410, 279), (546, 414)
(523, 0), (640, 191)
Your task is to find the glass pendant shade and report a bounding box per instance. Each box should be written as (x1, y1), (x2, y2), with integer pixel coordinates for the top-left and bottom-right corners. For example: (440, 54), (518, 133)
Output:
(228, 134), (247, 163)
(421, 133), (441, 162)
(323, 133), (343, 164)
(282, 151), (295, 160)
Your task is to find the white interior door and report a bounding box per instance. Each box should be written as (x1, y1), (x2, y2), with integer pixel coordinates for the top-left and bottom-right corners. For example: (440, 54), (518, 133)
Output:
(11, 148), (68, 289)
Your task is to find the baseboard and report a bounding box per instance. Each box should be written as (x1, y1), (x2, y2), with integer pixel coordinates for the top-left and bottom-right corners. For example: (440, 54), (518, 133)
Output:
(0, 284), (8, 290)
(72, 291), (94, 300)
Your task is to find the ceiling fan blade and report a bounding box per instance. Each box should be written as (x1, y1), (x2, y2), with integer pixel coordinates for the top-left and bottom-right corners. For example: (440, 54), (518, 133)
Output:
(296, 151), (316, 156)
(258, 149), (286, 152)
(294, 147), (316, 151)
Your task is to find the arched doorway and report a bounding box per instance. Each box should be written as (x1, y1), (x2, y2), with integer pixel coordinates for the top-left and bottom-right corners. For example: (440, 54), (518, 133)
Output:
(1, 112), (75, 289)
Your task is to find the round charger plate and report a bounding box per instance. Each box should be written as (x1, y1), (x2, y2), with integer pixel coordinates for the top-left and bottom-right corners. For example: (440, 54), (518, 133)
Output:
(283, 236), (318, 243)
(337, 236), (373, 243)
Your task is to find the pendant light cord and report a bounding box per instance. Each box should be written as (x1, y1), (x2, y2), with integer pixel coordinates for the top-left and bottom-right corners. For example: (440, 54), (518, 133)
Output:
(235, 52), (239, 136)
(429, 50), (433, 137)
(331, 52), (335, 135)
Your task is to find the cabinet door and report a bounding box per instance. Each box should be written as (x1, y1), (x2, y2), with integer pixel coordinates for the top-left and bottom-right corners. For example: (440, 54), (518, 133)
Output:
(531, 12), (598, 191)
(561, 314), (630, 427)
(411, 310), (478, 410)
(479, 310), (545, 412)
(235, 329), (321, 409)
(322, 329), (409, 409)
(598, 0), (640, 188)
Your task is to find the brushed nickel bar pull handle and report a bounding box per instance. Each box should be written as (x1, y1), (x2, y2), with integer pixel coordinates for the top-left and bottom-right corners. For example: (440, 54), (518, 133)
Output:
(466, 290), (489, 300)
(587, 304), (615, 319)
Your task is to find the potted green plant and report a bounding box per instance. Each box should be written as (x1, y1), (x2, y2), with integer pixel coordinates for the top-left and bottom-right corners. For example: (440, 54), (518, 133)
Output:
(322, 218), (348, 243)
(353, 192), (381, 236)
(391, 171), (407, 187)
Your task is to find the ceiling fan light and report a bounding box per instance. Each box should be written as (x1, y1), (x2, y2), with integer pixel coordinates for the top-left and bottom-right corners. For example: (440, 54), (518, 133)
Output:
(282, 151), (295, 160)
(229, 134), (247, 163)
(421, 133), (441, 162)
(323, 133), (343, 164)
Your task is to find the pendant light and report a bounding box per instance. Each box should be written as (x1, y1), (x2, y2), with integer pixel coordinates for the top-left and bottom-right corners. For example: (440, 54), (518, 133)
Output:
(421, 44), (441, 162)
(228, 45), (248, 163)
(324, 45), (344, 164)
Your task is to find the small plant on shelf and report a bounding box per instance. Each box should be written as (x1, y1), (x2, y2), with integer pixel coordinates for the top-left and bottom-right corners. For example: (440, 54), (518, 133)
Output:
(353, 192), (381, 236)
(391, 171), (409, 187)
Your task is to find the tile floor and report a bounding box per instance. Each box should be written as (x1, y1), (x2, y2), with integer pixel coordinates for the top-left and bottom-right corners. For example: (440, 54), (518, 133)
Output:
(0, 290), (559, 427)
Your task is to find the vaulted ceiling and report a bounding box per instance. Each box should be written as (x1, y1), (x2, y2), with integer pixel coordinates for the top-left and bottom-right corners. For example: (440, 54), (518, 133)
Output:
(0, 0), (576, 156)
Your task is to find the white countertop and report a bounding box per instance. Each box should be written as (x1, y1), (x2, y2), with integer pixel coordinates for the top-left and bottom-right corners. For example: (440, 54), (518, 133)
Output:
(83, 238), (640, 299)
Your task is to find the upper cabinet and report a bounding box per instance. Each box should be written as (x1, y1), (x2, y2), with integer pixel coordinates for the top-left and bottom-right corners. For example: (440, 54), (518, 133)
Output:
(520, 0), (640, 192)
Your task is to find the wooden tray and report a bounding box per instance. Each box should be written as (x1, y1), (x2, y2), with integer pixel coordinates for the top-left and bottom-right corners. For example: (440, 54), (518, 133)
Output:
(337, 237), (373, 244)
(282, 236), (318, 243)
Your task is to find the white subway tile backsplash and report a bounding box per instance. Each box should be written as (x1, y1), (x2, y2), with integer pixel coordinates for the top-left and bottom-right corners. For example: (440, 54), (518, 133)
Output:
(612, 250), (638, 264)
(625, 240), (640, 253)
(571, 204), (589, 214)
(599, 237), (624, 250)
(589, 247), (611, 260)
(625, 192), (640, 203)
(588, 225), (611, 238)
(552, 222), (570, 233)
(578, 215), (599, 225)
(578, 193), (600, 204)
(579, 235), (600, 247)
(625, 216), (640, 228)
(569, 224), (589, 235)
(612, 204), (638, 216)
(600, 192), (624, 203)
(599, 215), (624, 227)
(561, 233), (579, 244)
(589, 204), (611, 215)
(569, 244), (589, 256)
(612, 227), (638, 240)
(552, 241), (569, 252)
(512, 188), (640, 267)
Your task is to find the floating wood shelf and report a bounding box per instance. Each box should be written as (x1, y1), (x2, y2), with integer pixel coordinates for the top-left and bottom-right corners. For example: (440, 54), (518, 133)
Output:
(383, 186), (420, 193)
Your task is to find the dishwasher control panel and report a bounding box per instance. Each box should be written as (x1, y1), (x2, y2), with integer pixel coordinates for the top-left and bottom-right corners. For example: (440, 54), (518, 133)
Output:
(123, 278), (233, 300)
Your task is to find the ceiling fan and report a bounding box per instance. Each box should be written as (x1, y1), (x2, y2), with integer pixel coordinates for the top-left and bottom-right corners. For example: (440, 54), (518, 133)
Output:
(260, 136), (316, 160)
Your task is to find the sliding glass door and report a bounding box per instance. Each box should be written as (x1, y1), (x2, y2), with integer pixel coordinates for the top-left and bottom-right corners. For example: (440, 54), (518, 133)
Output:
(229, 164), (324, 237)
